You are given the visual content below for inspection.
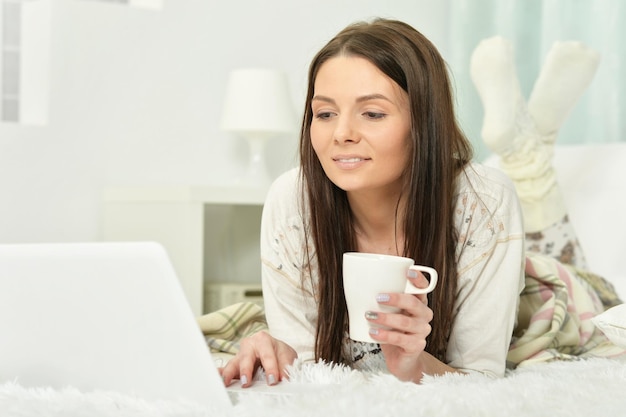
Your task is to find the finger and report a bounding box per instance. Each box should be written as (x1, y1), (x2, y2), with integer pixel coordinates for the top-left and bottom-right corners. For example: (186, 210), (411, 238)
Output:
(235, 337), (267, 387)
(368, 293), (433, 332)
(254, 333), (281, 385)
(276, 344), (297, 382)
(377, 292), (424, 314)
(367, 307), (432, 336)
(367, 314), (431, 354)
(407, 270), (431, 304)
(372, 327), (428, 354)
(219, 357), (240, 387)
(413, 292), (428, 305)
(408, 270), (430, 289)
(265, 339), (298, 383)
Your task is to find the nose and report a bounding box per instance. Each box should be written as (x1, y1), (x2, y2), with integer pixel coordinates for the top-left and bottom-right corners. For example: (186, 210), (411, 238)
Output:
(333, 115), (359, 144)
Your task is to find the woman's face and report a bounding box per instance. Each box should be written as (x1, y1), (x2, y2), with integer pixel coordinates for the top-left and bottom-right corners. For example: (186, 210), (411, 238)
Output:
(310, 55), (411, 195)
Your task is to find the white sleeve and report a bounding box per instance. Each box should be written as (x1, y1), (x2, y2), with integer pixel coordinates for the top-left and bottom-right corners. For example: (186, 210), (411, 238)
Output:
(260, 169), (318, 363)
(446, 165), (526, 377)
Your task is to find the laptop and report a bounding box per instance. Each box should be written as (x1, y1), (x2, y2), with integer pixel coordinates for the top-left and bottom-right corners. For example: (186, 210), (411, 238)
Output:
(0, 241), (232, 409)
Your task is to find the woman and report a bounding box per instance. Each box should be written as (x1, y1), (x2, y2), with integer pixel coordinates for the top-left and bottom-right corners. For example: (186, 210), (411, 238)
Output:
(220, 18), (525, 386)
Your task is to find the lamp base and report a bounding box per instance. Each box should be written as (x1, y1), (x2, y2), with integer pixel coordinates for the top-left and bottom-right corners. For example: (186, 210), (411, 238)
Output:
(244, 135), (272, 188)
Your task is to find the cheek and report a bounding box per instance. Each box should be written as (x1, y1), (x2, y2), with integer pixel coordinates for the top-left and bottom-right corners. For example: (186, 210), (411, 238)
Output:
(309, 124), (326, 155)
(382, 130), (411, 160)
(380, 136), (412, 177)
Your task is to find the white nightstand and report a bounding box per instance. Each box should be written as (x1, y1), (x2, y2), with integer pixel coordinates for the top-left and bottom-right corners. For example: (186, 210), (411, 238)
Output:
(101, 185), (267, 316)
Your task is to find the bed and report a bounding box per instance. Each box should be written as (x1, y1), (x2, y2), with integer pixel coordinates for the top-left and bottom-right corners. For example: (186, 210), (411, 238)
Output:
(0, 356), (625, 417)
(1, 143), (624, 417)
(550, 142), (626, 300)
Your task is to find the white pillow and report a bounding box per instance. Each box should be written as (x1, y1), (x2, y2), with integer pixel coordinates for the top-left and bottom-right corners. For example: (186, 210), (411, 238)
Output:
(592, 304), (626, 348)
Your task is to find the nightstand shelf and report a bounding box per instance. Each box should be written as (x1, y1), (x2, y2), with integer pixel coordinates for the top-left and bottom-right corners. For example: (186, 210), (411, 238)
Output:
(101, 185), (267, 316)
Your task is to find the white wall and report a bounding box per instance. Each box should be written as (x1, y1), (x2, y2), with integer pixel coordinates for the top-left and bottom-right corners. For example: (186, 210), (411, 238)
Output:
(0, 0), (450, 243)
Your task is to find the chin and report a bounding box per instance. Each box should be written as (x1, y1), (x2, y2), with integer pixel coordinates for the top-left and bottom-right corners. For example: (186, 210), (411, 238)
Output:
(328, 177), (370, 193)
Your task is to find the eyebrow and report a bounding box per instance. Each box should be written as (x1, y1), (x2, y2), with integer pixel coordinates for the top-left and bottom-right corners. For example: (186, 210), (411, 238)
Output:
(312, 93), (392, 104)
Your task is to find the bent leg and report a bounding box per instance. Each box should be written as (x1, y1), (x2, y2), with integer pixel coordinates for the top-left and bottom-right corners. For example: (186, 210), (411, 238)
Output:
(471, 38), (598, 268)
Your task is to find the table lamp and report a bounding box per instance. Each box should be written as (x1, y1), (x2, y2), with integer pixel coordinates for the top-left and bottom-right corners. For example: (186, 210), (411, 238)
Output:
(220, 68), (297, 187)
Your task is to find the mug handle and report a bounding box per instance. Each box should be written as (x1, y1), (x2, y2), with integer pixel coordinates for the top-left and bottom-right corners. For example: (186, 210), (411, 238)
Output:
(404, 265), (438, 294)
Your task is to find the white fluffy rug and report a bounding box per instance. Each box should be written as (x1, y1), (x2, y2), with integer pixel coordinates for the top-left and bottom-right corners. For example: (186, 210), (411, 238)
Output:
(2, 358), (626, 416)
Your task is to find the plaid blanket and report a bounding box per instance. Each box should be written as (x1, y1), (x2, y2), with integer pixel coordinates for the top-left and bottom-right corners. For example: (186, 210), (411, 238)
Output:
(507, 254), (625, 368)
(196, 301), (268, 355)
(198, 255), (625, 368)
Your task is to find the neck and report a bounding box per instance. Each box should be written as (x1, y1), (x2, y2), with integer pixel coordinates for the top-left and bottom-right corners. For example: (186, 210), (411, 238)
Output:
(348, 188), (406, 256)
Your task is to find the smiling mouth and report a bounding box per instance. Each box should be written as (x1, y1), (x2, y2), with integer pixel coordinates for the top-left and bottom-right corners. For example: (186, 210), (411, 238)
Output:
(333, 157), (370, 163)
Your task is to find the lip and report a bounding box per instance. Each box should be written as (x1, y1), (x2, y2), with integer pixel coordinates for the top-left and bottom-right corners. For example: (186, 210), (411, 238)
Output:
(332, 155), (371, 169)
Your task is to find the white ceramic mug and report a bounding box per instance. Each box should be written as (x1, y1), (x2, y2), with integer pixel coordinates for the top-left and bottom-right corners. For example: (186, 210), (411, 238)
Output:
(342, 252), (438, 343)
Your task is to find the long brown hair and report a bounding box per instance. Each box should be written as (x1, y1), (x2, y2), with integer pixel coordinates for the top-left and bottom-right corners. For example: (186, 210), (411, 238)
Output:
(299, 18), (473, 364)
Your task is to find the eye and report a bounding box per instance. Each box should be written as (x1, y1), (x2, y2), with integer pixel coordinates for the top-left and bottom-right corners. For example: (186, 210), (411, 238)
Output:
(363, 111), (386, 120)
(315, 111), (335, 120)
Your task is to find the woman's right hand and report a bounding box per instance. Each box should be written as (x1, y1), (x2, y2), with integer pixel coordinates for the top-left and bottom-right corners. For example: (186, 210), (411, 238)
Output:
(219, 331), (297, 388)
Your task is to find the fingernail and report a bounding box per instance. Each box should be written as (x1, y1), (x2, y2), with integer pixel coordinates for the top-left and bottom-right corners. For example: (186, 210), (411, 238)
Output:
(369, 328), (379, 335)
(267, 374), (276, 385)
(376, 293), (390, 303)
(240, 374), (248, 386)
(407, 269), (418, 278)
(365, 311), (378, 320)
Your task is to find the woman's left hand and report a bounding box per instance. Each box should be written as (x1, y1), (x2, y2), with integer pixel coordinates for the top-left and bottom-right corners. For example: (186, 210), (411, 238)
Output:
(365, 270), (434, 382)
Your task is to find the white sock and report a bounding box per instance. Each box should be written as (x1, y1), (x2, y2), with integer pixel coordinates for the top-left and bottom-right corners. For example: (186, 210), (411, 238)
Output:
(470, 36), (524, 156)
(471, 37), (599, 237)
(528, 41), (600, 137)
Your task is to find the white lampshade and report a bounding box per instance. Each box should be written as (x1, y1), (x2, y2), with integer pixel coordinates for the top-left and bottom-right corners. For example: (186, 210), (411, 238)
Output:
(220, 68), (297, 185)
(221, 68), (296, 137)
